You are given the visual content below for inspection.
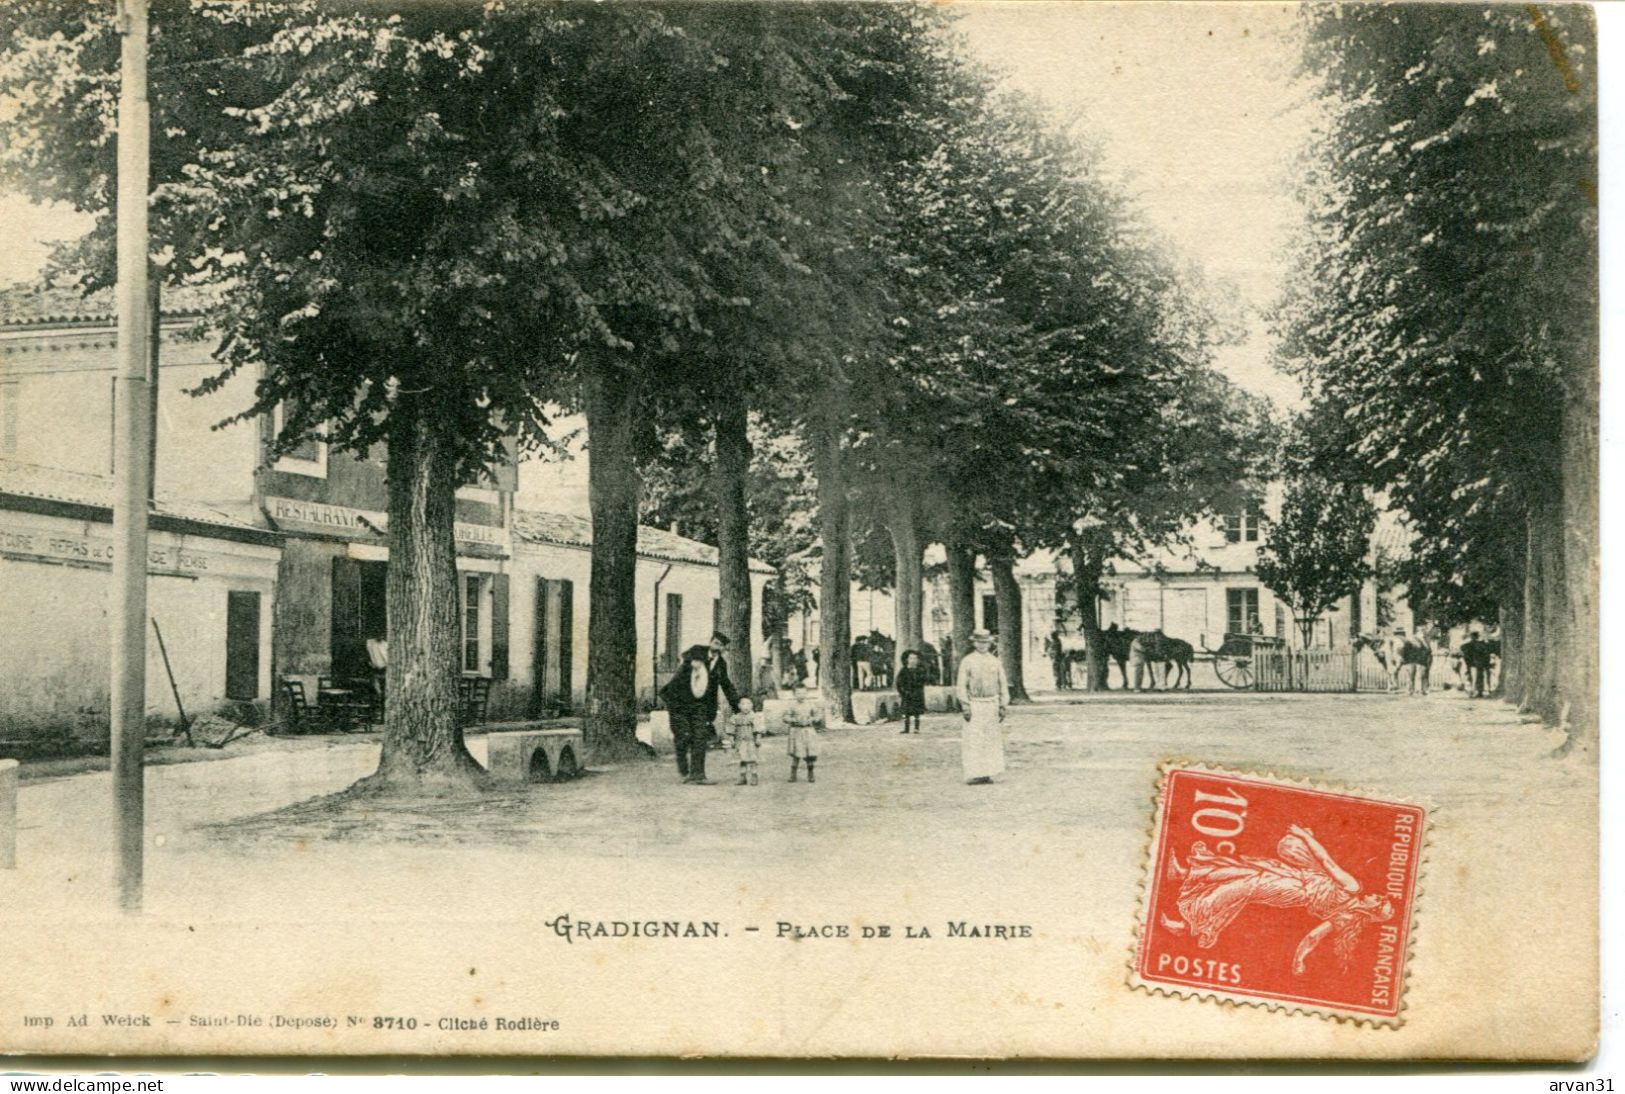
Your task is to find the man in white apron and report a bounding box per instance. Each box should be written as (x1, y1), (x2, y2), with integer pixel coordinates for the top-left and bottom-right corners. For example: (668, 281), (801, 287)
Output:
(954, 629), (1009, 785)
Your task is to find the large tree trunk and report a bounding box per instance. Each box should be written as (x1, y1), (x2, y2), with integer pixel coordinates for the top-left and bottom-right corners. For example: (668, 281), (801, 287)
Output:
(1521, 504), (1566, 725)
(1069, 537), (1108, 691)
(1498, 596), (1522, 702)
(582, 350), (645, 762)
(713, 400), (754, 700)
(1559, 384), (1598, 755)
(944, 535), (976, 686)
(811, 415), (853, 726)
(1519, 512), (1546, 716)
(888, 483), (923, 670)
(989, 554), (1030, 703)
(369, 400), (486, 791)
(1538, 500), (1569, 728)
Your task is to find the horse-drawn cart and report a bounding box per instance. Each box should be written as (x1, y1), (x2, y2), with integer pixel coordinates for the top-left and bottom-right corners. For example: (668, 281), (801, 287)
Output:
(1201, 632), (1283, 689)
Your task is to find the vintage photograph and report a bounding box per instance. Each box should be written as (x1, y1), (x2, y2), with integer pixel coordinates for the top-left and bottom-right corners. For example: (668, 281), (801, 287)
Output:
(0, 0), (1600, 1062)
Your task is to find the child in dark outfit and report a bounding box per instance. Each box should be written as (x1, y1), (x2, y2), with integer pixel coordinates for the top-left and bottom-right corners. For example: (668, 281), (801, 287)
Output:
(896, 649), (927, 734)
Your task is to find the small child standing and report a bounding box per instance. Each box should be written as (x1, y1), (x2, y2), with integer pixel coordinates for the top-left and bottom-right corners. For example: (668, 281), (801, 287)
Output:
(785, 703), (820, 783)
(730, 698), (760, 786)
(896, 649), (926, 734)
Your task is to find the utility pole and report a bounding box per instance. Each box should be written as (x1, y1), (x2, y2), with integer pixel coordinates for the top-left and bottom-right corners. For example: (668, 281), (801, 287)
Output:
(112, 0), (151, 915)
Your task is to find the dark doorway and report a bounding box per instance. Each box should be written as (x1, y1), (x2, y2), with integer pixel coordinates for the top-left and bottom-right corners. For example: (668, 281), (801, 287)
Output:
(332, 558), (388, 682)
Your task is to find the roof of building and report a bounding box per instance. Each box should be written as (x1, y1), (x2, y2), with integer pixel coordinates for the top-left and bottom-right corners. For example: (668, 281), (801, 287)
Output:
(0, 457), (277, 544)
(513, 508), (775, 575)
(0, 281), (219, 329)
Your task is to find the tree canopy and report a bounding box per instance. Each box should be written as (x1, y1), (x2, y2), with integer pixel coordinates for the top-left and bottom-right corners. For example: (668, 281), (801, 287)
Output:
(1275, 3), (1596, 741)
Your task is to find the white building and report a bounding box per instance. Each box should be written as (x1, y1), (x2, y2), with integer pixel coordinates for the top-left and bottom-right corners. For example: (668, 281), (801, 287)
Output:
(0, 282), (762, 740)
(0, 458), (281, 738)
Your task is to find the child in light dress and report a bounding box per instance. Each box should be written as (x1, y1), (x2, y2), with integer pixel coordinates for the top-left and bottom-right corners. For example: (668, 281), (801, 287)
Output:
(785, 703), (820, 783)
(730, 698), (760, 786)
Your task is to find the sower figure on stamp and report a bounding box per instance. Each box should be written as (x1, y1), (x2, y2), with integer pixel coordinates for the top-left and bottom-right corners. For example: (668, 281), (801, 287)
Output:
(1162, 824), (1394, 974)
(955, 629), (1009, 785)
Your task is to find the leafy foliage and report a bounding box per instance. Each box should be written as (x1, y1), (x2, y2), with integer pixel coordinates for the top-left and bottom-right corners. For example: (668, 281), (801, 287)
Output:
(1273, 3), (1595, 614)
(1254, 474), (1376, 644)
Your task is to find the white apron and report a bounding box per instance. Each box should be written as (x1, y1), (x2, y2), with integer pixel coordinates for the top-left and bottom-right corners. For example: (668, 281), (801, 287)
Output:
(961, 698), (1006, 781)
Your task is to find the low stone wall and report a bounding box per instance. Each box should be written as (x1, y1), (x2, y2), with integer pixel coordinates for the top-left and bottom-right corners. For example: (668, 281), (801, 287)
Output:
(849, 685), (958, 724)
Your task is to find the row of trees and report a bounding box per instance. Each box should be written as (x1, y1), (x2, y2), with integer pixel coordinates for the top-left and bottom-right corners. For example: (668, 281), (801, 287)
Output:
(1274, 4), (1597, 751)
(0, 1), (1267, 791)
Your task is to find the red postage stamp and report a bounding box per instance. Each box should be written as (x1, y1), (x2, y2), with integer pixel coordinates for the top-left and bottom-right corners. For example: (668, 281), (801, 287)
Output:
(1132, 764), (1426, 1025)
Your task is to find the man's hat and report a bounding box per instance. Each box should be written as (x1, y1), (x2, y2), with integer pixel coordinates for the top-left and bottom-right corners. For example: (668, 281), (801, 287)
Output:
(971, 629), (994, 642)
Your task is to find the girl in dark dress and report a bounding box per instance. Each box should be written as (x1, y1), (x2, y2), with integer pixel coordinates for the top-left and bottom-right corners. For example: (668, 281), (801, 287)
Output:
(896, 649), (927, 734)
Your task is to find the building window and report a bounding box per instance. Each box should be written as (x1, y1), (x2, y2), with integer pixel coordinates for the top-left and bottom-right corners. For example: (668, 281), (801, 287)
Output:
(461, 573), (490, 674)
(982, 594), (999, 634)
(1224, 505), (1262, 544)
(1226, 588), (1260, 636)
(272, 400), (327, 478)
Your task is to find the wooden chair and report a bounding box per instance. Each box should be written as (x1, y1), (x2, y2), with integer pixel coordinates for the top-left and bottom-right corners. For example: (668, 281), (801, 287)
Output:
(318, 675), (374, 732)
(279, 677), (317, 735)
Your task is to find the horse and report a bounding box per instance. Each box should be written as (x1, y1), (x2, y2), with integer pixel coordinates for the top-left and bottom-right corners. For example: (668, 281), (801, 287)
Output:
(1098, 625), (1139, 689)
(1358, 631), (1433, 695)
(1129, 630), (1194, 690)
(1157, 637), (1196, 690)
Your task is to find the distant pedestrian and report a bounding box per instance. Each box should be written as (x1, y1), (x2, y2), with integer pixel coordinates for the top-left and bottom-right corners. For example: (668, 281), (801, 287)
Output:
(786, 705), (820, 783)
(896, 649), (927, 734)
(1461, 630), (1493, 698)
(730, 698), (760, 785)
(1046, 629), (1070, 691)
(955, 629), (1009, 785)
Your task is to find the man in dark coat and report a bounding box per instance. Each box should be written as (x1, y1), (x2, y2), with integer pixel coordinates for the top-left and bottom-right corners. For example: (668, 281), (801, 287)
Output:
(660, 646), (709, 783)
(659, 633), (741, 784)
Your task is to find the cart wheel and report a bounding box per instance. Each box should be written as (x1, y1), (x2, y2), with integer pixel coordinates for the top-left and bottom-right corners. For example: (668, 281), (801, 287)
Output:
(1214, 657), (1254, 689)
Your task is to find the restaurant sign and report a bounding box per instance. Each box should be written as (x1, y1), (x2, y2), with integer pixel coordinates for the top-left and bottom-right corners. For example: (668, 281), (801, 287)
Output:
(265, 496), (506, 553)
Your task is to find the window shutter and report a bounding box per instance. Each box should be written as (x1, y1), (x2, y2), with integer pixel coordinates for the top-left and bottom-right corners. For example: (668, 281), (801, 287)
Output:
(490, 573), (510, 680)
(225, 591), (261, 700)
(557, 580), (574, 710)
